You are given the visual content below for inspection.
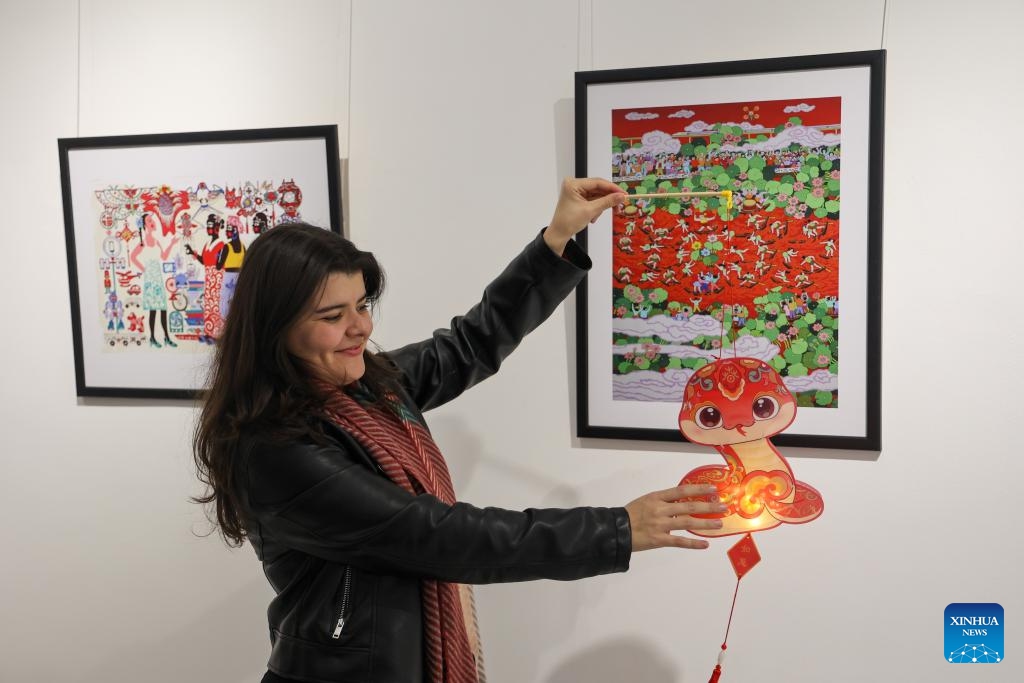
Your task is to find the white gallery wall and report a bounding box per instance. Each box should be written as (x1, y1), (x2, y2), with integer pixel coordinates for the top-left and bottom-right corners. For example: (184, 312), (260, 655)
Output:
(1, 1), (1021, 681)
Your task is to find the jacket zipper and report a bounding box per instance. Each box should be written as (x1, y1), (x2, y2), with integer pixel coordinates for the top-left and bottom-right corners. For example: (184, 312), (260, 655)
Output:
(331, 566), (353, 639)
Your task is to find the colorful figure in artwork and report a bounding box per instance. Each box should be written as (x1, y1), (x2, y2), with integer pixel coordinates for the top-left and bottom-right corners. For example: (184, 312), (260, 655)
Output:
(252, 211), (269, 235)
(185, 214), (227, 343)
(189, 181), (223, 225)
(677, 357), (823, 536)
(276, 179), (303, 223)
(141, 185), (190, 237)
(126, 309), (145, 335)
(241, 211), (270, 249)
(217, 217), (246, 319)
(130, 212), (180, 348)
(239, 181), (258, 223)
(104, 291), (124, 331)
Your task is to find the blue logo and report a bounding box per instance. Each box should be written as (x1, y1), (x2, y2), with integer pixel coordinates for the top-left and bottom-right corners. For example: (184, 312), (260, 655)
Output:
(945, 603), (1003, 663)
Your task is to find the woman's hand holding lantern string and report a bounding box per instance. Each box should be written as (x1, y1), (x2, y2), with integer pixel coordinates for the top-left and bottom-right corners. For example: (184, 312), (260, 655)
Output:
(544, 177), (628, 256)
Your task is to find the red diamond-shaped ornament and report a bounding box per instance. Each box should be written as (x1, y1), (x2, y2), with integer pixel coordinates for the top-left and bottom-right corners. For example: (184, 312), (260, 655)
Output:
(726, 533), (761, 580)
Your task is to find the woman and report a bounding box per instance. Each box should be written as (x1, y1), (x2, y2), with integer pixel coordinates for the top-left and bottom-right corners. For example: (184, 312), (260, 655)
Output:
(217, 216), (246, 318)
(193, 178), (725, 683)
(184, 214), (227, 343)
(130, 211), (179, 348)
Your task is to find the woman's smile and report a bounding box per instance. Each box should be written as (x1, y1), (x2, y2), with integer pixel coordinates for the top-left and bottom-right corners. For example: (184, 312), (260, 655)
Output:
(337, 344), (364, 356)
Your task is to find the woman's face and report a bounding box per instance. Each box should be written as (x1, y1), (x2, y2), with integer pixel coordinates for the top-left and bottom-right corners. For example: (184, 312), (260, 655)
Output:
(285, 271), (373, 386)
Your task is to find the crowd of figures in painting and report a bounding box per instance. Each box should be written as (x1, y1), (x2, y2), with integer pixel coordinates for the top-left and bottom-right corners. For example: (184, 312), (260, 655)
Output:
(610, 100), (842, 409)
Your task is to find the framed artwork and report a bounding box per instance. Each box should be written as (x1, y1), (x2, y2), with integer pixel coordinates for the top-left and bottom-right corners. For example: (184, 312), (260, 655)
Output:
(59, 125), (341, 399)
(575, 51), (884, 450)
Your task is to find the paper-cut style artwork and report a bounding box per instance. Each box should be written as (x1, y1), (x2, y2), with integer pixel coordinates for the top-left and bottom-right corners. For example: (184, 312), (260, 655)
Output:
(91, 179), (303, 351)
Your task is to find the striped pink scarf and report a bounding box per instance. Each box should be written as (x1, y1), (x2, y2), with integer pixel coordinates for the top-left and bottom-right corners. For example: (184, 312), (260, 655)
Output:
(318, 382), (484, 683)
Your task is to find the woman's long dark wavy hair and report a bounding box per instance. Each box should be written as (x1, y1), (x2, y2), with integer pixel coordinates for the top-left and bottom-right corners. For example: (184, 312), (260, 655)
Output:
(192, 223), (399, 546)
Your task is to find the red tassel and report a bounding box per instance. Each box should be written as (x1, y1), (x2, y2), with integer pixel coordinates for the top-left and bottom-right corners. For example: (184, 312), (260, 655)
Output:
(708, 643), (727, 681)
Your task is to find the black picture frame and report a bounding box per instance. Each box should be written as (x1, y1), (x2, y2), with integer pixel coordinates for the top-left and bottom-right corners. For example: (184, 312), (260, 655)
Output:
(59, 124), (341, 400)
(575, 51), (884, 450)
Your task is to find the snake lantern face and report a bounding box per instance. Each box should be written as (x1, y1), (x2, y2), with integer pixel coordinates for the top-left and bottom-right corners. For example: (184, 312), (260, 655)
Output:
(678, 357), (823, 537)
(679, 358), (796, 446)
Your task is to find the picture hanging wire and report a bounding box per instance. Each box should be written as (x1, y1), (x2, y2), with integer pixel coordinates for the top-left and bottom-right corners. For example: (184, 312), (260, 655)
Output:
(880, 0), (889, 50)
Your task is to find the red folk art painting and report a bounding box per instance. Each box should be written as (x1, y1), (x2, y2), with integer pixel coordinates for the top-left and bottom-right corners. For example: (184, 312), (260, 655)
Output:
(610, 97), (841, 412)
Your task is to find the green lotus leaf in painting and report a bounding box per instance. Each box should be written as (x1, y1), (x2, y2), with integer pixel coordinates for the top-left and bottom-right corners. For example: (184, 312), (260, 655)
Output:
(787, 363), (808, 377)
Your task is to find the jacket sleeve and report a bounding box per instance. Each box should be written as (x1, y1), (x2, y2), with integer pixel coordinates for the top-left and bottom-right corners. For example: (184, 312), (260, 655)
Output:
(243, 435), (631, 584)
(384, 229), (591, 412)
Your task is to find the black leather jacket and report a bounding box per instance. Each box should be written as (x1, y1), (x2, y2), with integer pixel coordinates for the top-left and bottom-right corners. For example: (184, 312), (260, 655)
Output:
(239, 232), (632, 682)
